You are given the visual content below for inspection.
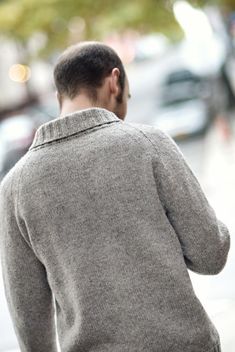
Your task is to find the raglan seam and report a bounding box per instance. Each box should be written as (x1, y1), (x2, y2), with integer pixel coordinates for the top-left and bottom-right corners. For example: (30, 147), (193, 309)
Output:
(15, 151), (43, 262)
(208, 341), (221, 351)
(120, 123), (176, 196)
(121, 124), (215, 272)
(121, 123), (181, 177)
(121, 123), (162, 154)
(123, 123), (204, 200)
(126, 124), (231, 275)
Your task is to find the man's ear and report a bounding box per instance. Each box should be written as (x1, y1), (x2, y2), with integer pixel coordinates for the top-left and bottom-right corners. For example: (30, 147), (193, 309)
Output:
(56, 91), (60, 101)
(56, 91), (62, 110)
(109, 68), (120, 96)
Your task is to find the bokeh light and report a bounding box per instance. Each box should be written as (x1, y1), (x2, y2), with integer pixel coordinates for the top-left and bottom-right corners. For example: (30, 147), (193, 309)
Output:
(8, 64), (31, 83)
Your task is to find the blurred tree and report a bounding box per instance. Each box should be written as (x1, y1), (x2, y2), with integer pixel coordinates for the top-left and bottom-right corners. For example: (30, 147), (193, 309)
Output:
(0, 0), (233, 57)
(0, 0), (182, 57)
(221, 0), (235, 7)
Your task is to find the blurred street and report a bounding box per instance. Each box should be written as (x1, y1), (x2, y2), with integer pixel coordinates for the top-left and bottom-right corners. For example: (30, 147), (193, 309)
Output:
(180, 116), (235, 352)
(128, 51), (235, 349)
(1, 111), (235, 351)
(1, 1), (235, 350)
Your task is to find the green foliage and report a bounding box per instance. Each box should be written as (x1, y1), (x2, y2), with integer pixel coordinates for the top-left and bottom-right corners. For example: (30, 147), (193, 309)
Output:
(0, 0), (232, 57)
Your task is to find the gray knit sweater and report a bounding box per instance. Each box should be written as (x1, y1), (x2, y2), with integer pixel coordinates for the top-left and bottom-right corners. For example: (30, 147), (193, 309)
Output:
(0, 107), (230, 352)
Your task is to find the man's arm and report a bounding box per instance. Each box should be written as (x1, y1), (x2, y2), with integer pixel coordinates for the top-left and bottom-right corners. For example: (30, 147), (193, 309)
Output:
(0, 174), (57, 352)
(139, 125), (230, 275)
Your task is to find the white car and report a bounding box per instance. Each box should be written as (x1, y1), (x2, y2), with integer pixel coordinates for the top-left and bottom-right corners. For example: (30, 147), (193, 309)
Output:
(0, 114), (36, 180)
(154, 98), (210, 140)
(154, 69), (215, 140)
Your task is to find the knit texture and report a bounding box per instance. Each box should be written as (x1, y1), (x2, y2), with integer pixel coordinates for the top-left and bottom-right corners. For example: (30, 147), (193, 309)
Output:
(0, 107), (230, 352)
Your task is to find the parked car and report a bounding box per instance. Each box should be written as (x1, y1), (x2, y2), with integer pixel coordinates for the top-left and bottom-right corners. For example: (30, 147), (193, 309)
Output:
(0, 97), (59, 181)
(0, 114), (37, 180)
(153, 69), (217, 140)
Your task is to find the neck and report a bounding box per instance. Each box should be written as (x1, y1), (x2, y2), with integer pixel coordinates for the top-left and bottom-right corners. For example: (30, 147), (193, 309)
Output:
(59, 95), (107, 117)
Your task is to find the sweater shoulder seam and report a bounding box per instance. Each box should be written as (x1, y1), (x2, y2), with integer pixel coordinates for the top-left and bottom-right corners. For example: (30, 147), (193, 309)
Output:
(15, 152), (42, 258)
(122, 123), (163, 154)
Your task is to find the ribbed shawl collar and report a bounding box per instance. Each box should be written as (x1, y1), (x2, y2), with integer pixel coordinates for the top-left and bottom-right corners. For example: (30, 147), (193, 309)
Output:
(29, 107), (121, 149)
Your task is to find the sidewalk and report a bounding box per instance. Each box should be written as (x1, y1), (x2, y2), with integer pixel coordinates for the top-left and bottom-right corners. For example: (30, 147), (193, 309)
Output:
(189, 114), (235, 352)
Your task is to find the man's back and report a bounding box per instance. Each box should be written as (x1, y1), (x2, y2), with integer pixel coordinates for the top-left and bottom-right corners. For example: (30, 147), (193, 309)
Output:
(0, 108), (229, 352)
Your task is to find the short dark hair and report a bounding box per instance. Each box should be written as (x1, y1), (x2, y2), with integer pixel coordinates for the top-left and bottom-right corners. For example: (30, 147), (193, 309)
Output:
(54, 41), (126, 102)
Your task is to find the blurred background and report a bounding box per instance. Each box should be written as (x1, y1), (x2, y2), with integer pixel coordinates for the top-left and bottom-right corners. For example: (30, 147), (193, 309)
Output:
(1, 0), (235, 351)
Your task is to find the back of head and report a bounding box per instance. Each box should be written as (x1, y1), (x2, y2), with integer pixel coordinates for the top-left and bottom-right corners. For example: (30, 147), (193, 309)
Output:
(54, 41), (126, 103)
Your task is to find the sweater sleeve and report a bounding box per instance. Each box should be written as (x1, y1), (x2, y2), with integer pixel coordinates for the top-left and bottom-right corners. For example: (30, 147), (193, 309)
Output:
(0, 173), (58, 352)
(144, 127), (230, 275)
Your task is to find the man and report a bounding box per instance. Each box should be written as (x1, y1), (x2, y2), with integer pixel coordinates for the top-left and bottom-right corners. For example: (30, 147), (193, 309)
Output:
(0, 42), (230, 352)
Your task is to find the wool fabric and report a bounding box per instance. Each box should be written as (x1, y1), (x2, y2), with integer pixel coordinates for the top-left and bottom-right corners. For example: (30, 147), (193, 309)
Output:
(0, 107), (230, 352)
